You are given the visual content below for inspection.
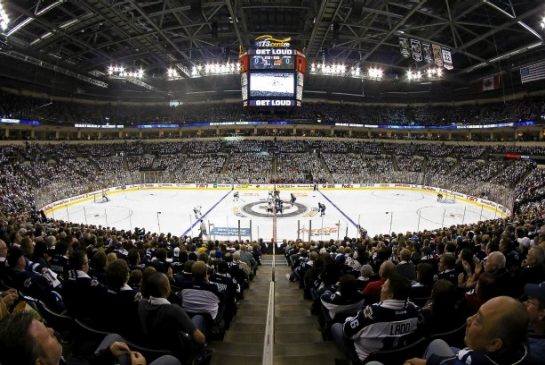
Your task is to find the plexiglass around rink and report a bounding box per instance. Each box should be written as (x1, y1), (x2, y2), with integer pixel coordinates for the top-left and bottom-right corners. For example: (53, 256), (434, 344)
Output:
(43, 184), (509, 241)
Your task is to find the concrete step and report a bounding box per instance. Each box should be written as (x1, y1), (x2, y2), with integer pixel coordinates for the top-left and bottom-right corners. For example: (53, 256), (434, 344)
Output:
(229, 322), (266, 332)
(274, 316), (316, 325)
(275, 331), (323, 344)
(210, 342), (264, 357)
(210, 353), (262, 365)
(274, 342), (341, 357)
(224, 331), (265, 344)
(275, 322), (320, 334)
(273, 354), (338, 365)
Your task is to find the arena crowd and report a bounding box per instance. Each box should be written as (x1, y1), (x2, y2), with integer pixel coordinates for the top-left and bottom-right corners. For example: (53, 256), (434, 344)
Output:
(0, 139), (544, 365)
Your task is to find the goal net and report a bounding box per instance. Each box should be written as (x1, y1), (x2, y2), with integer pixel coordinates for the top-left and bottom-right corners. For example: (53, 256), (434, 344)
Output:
(93, 192), (110, 203)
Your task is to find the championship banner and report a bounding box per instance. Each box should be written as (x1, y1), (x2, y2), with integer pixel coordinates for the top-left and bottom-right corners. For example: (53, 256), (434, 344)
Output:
(432, 44), (443, 67)
(422, 43), (433, 64)
(441, 47), (453, 70)
(411, 39), (422, 62)
(399, 37), (410, 58)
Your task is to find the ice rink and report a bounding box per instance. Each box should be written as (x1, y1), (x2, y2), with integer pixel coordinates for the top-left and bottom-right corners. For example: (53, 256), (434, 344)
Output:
(46, 188), (506, 241)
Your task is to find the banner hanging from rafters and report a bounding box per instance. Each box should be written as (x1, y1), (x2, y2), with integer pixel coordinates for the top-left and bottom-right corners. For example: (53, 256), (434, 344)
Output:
(431, 43), (443, 67)
(422, 43), (433, 64)
(432, 44), (443, 67)
(441, 47), (453, 70)
(481, 74), (501, 92)
(399, 37), (410, 58)
(411, 39), (422, 62)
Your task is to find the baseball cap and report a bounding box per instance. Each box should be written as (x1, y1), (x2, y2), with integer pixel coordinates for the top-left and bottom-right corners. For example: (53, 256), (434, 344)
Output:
(525, 281), (545, 305)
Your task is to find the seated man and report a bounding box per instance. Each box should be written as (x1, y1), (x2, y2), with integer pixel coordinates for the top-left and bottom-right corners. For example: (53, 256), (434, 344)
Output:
(524, 282), (545, 365)
(63, 249), (107, 324)
(138, 272), (206, 362)
(0, 312), (180, 365)
(103, 259), (142, 340)
(331, 272), (421, 364)
(179, 261), (223, 334)
(6, 247), (63, 312)
(405, 296), (529, 365)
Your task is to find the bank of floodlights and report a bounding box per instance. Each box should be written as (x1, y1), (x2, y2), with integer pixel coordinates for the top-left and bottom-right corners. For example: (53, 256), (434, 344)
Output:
(407, 69), (422, 81)
(368, 67), (383, 80)
(350, 66), (361, 77)
(107, 65), (144, 79)
(0, 1), (9, 32)
(541, 16), (545, 29)
(426, 67), (443, 79)
(167, 67), (182, 80)
(310, 63), (347, 76)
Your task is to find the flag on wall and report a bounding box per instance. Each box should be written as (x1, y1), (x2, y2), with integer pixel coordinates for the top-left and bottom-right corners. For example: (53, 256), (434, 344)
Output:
(481, 74), (501, 91)
(520, 60), (545, 84)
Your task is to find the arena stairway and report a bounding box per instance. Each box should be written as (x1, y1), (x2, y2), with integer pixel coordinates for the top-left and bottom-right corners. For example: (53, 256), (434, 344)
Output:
(208, 255), (343, 365)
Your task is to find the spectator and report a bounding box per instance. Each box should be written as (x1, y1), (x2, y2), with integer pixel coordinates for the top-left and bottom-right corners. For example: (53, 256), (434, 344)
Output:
(524, 282), (545, 365)
(332, 272), (421, 364)
(138, 272), (207, 362)
(405, 296), (529, 365)
(0, 312), (180, 365)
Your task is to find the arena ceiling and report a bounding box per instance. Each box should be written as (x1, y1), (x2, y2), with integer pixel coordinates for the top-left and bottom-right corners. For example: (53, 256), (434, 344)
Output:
(1, 0), (545, 102)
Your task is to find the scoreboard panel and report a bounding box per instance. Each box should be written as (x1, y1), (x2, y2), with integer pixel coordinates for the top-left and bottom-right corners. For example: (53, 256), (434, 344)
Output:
(241, 43), (305, 107)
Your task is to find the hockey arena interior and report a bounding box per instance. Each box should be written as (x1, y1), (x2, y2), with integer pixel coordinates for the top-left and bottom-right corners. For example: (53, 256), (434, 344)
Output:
(2, 1), (545, 365)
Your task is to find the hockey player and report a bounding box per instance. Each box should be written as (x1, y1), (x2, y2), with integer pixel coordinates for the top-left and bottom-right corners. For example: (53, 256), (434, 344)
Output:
(193, 206), (202, 219)
(437, 192), (443, 202)
(276, 200), (284, 215)
(233, 191), (240, 202)
(102, 190), (109, 202)
(290, 193), (296, 205)
(318, 203), (326, 217)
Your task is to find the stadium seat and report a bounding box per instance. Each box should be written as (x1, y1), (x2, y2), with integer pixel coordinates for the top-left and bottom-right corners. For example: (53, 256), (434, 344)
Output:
(429, 322), (467, 349)
(35, 299), (74, 341)
(363, 336), (428, 365)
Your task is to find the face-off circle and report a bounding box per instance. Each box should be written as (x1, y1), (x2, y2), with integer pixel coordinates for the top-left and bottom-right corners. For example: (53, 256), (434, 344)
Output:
(241, 201), (308, 218)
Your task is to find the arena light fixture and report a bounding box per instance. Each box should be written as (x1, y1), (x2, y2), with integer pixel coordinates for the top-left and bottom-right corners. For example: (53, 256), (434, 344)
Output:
(368, 67), (383, 80)
(310, 63), (347, 76)
(0, 1), (9, 32)
(202, 62), (238, 76)
(107, 65), (144, 79)
(426, 67), (443, 79)
(541, 16), (545, 29)
(407, 70), (422, 81)
(167, 67), (181, 80)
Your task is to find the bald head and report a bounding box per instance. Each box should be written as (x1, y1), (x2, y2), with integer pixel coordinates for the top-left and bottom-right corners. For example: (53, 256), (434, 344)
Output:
(487, 296), (529, 349)
(465, 296), (528, 352)
(484, 251), (506, 273)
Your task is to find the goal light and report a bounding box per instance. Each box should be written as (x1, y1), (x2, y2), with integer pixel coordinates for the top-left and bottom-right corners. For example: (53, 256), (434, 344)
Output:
(0, 1), (10, 32)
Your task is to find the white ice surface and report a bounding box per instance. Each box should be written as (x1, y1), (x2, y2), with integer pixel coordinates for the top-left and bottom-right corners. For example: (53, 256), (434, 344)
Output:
(47, 188), (502, 241)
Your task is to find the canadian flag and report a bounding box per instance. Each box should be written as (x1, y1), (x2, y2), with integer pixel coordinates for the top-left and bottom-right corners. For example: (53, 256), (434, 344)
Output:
(481, 75), (501, 91)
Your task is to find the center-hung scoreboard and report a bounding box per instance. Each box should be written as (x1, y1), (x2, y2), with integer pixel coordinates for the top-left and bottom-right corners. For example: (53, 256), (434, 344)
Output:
(240, 35), (306, 107)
